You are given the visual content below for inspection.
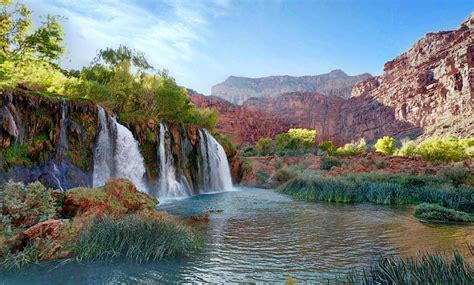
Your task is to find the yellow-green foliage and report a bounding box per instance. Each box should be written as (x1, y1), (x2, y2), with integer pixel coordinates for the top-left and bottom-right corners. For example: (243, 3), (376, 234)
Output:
(374, 136), (397, 155)
(318, 140), (337, 155)
(417, 137), (467, 162)
(397, 140), (417, 157)
(275, 128), (317, 153)
(336, 138), (366, 157)
(255, 137), (274, 156)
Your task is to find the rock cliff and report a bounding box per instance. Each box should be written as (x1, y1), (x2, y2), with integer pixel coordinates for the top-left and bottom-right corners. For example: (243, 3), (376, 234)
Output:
(196, 15), (474, 145)
(211, 70), (372, 105)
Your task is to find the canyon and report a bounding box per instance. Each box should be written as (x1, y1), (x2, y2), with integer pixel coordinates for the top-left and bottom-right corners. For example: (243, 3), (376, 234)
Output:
(192, 14), (474, 145)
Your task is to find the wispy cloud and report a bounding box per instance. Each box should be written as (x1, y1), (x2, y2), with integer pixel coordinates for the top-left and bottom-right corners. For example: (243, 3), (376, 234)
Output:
(26, 0), (230, 78)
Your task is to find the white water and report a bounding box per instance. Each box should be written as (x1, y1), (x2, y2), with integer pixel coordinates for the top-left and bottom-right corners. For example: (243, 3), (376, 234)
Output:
(113, 118), (147, 192)
(157, 123), (192, 198)
(92, 106), (115, 187)
(199, 129), (234, 193)
(92, 105), (147, 192)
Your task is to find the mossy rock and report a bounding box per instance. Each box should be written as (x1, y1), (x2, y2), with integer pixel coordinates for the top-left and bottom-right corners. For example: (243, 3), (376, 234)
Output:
(63, 179), (158, 217)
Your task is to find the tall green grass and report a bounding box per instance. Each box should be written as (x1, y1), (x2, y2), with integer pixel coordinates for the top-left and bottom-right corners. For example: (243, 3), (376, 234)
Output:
(76, 214), (200, 263)
(278, 172), (474, 212)
(340, 251), (474, 284)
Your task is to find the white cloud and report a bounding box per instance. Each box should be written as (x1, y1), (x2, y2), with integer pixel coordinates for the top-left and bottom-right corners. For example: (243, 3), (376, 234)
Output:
(25, 0), (230, 88)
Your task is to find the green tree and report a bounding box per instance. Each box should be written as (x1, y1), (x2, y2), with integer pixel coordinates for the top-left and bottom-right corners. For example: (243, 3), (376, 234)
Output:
(287, 128), (317, 150)
(374, 136), (397, 155)
(417, 137), (467, 162)
(255, 137), (274, 156)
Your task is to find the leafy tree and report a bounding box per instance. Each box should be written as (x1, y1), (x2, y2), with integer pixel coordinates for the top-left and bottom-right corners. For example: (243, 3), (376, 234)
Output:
(417, 137), (467, 162)
(275, 128), (317, 154)
(318, 140), (337, 155)
(0, 2), (64, 62)
(255, 137), (274, 156)
(374, 136), (397, 155)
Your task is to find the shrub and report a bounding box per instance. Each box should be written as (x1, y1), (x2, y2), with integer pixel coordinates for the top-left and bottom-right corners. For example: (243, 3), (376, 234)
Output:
(397, 140), (417, 157)
(76, 214), (199, 263)
(336, 138), (366, 157)
(417, 137), (467, 162)
(318, 140), (337, 155)
(275, 128), (317, 154)
(242, 146), (257, 157)
(256, 170), (270, 185)
(438, 167), (471, 187)
(320, 157), (343, 170)
(342, 251), (474, 284)
(0, 182), (62, 232)
(255, 137), (274, 156)
(414, 203), (473, 223)
(374, 136), (397, 155)
(274, 167), (296, 183)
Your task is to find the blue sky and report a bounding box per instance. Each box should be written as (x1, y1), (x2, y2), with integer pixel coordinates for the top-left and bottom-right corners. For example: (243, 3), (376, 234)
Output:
(27, 0), (472, 94)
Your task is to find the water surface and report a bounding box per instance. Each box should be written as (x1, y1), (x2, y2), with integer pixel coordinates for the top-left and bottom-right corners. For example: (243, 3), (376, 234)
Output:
(3, 187), (473, 284)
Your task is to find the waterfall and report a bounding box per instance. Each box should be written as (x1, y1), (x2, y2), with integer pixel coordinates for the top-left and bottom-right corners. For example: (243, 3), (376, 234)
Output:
(92, 105), (147, 192)
(113, 117), (147, 192)
(56, 100), (68, 159)
(199, 129), (234, 193)
(157, 123), (192, 198)
(92, 106), (115, 187)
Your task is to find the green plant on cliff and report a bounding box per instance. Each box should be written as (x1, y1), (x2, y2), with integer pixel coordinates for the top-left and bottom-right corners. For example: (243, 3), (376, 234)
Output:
(374, 136), (397, 155)
(1, 143), (31, 168)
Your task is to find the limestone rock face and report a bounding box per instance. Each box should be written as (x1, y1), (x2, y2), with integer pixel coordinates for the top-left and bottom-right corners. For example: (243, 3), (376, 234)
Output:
(196, 15), (473, 145)
(211, 70), (372, 105)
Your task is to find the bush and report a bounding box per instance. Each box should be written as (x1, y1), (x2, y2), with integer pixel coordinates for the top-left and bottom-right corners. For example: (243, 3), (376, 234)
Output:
(0, 182), (62, 232)
(417, 137), (467, 162)
(274, 167), (296, 183)
(414, 203), (473, 223)
(374, 136), (397, 155)
(242, 146), (257, 157)
(438, 167), (471, 187)
(255, 137), (274, 156)
(320, 157), (342, 170)
(336, 138), (366, 157)
(256, 170), (270, 185)
(397, 140), (417, 157)
(275, 128), (317, 154)
(318, 140), (337, 155)
(76, 214), (199, 263)
(341, 251), (474, 284)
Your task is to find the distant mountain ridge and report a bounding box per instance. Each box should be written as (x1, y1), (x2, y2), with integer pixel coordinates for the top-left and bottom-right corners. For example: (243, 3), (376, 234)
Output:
(194, 14), (474, 145)
(211, 70), (372, 105)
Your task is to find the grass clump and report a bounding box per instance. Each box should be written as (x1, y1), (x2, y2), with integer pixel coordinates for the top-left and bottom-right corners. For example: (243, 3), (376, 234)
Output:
(76, 214), (200, 263)
(0, 244), (39, 271)
(341, 251), (474, 284)
(414, 203), (474, 223)
(278, 172), (474, 212)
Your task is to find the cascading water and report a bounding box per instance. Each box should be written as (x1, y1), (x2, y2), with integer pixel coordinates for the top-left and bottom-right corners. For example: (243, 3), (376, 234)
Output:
(113, 117), (148, 192)
(199, 129), (234, 193)
(92, 105), (147, 192)
(92, 106), (115, 187)
(157, 123), (192, 198)
(56, 100), (68, 159)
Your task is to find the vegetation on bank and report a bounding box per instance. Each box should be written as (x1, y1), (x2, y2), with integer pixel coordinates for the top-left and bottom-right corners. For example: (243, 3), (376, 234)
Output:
(0, 1), (218, 131)
(278, 170), (474, 219)
(414, 203), (474, 223)
(337, 251), (474, 284)
(0, 179), (200, 270)
(243, 128), (473, 163)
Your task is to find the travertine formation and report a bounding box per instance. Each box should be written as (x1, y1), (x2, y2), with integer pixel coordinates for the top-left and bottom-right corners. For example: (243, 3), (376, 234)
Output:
(211, 70), (372, 105)
(195, 14), (474, 145)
